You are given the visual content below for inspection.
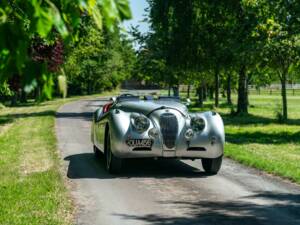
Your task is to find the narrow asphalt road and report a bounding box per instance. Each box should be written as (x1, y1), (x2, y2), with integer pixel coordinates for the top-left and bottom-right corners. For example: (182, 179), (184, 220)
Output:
(56, 99), (300, 225)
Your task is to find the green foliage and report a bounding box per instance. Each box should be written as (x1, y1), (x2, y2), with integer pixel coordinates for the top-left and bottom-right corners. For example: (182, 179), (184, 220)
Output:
(64, 23), (135, 95)
(140, 0), (265, 87)
(0, 81), (13, 100)
(57, 70), (67, 98)
(0, 0), (131, 99)
(140, 0), (300, 118)
(255, 0), (300, 120)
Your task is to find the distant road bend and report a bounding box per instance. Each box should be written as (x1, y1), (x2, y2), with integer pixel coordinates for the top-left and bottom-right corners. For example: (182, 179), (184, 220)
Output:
(56, 98), (300, 225)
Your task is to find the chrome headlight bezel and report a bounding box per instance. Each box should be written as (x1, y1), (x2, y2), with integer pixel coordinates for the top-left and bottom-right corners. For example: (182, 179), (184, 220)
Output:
(131, 114), (150, 133)
(191, 116), (205, 132)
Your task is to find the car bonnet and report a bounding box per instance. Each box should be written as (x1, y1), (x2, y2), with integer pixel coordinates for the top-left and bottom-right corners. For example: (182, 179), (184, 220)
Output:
(114, 100), (188, 116)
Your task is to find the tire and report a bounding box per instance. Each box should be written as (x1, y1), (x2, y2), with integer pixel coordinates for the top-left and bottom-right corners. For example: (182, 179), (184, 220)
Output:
(202, 155), (223, 174)
(93, 145), (102, 158)
(105, 131), (122, 174)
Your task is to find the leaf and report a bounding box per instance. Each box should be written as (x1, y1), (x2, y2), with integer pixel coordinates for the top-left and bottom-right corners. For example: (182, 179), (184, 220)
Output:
(101, 0), (119, 31)
(31, 0), (53, 37)
(36, 9), (54, 38)
(92, 8), (103, 29)
(42, 73), (54, 100)
(88, 0), (97, 13)
(46, 0), (69, 38)
(0, 8), (7, 24)
(78, 0), (88, 11)
(116, 0), (132, 20)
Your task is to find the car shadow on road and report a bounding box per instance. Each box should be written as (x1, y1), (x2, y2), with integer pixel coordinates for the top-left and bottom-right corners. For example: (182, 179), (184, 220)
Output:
(113, 192), (300, 225)
(64, 153), (208, 179)
(56, 112), (93, 121)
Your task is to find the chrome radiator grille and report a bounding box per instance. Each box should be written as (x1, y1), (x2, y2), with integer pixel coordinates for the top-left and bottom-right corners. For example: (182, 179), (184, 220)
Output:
(159, 113), (178, 149)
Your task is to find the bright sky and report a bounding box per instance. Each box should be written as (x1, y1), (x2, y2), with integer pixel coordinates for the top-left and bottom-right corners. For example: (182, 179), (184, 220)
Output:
(123, 0), (149, 34)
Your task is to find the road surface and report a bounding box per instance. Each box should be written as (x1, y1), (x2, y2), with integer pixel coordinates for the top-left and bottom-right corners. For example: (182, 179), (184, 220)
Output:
(55, 98), (300, 225)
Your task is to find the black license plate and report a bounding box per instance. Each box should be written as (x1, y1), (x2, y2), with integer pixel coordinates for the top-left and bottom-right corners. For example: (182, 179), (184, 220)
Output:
(126, 139), (153, 148)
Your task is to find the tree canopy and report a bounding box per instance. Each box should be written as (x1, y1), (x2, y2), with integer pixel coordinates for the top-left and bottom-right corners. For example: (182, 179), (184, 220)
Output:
(133, 0), (300, 120)
(0, 0), (131, 99)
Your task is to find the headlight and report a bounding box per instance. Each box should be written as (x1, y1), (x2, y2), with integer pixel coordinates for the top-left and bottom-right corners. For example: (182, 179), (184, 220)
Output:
(131, 115), (150, 133)
(191, 116), (205, 132)
(185, 128), (194, 140)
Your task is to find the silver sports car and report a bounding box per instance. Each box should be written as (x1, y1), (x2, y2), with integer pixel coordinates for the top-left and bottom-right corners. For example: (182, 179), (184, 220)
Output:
(91, 94), (225, 174)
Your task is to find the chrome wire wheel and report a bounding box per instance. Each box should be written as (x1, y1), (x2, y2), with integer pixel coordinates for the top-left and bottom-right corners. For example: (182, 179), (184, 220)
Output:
(93, 145), (102, 158)
(106, 134), (112, 171)
(105, 130), (122, 174)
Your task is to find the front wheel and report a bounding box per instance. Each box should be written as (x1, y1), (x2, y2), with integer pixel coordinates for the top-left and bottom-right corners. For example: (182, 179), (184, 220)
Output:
(105, 131), (122, 174)
(202, 156), (223, 174)
(93, 145), (103, 158)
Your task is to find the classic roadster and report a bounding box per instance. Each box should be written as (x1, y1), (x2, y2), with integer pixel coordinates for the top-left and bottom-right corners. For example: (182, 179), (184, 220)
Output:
(91, 94), (225, 174)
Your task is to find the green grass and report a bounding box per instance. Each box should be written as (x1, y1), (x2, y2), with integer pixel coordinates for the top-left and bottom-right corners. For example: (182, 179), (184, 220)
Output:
(0, 89), (299, 225)
(188, 93), (300, 184)
(0, 91), (117, 225)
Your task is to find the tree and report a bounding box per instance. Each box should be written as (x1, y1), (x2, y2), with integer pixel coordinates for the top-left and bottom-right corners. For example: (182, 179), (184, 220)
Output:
(190, 0), (236, 107)
(0, 0), (131, 99)
(64, 23), (135, 95)
(260, 1), (300, 120)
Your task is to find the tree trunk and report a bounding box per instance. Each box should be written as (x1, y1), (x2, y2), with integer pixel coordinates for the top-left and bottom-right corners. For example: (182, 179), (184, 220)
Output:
(246, 81), (249, 107)
(173, 85), (179, 97)
(227, 73), (232, 105)
(10, 93), (17, 106)
(87, 70), (92, 95)
(237, 65), (248, 114)
(197, 86), (203, 107)
(215, 69), (219, 107)
(35, 86), (41, 102)
(20, 89), (27, 103)
(87, 81), (92, 95)
(187, 84), (191, 98)
(280, 72), (288, 121)
(203, 84), (207, 101)
(222, 89), (226, 98)
(209, 86), (214, 100)
(168, 84), (171, 96)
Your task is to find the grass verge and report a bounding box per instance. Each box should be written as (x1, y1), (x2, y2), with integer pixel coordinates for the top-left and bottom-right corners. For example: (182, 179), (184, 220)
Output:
(189, 93), (300, 184)
(0, 91), (117, 225)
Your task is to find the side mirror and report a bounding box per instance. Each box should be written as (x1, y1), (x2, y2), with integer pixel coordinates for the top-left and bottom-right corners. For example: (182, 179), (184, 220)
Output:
(94, 108), (103, 122)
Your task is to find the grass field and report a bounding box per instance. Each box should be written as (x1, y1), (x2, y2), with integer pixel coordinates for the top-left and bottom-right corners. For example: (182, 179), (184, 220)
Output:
(0, 90), (299, 225)
(0, 91), (117, 225)
(188, 93), (300, 184)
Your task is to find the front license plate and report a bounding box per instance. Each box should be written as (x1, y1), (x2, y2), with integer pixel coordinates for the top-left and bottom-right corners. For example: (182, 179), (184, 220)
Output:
(126, 139), (153, 148)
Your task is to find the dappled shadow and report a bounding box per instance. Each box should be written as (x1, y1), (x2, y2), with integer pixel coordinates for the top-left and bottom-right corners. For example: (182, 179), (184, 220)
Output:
(4, 101), (39, 108)
(227, 131), (300, 144)
(114, 192), (300, 225)
(0, 99), (107, 122)
(0, 110), (55, 121)
(0, 116), (14, 125)
(221, 113), (300, 126)
(56, 112), (93, 121)
(189, 106), (300, 126)
(64, 153), (207, 179)
(86, 98), (111, 102)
